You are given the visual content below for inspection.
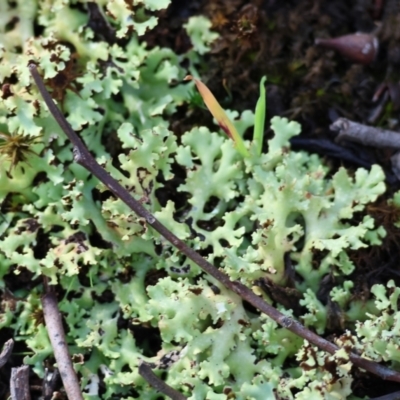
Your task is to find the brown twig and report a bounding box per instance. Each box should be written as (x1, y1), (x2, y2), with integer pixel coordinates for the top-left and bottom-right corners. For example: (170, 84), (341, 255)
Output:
(10, 365), (31, 400)
(29, 63), (400, 383)
(0, 339), (14, 368)
(139, 361), (188, 400)
(330, 117), (400, 149)
(41, 292), (84, 400)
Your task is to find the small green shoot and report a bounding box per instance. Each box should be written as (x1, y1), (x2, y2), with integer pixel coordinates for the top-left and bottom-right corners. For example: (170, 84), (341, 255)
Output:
(253, 76), (267, 155)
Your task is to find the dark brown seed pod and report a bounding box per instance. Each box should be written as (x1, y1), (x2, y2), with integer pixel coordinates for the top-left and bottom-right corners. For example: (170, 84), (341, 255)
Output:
(315, 33), (378, 64)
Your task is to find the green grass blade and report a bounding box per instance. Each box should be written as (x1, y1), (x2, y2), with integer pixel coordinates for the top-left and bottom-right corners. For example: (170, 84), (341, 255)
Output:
(253, 76), (267, 155)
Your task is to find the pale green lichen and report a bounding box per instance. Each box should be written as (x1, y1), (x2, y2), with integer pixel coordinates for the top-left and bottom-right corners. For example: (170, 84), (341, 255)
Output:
(184, 16), (219, 55)
(0, 0), (397, 399)
(351, 280), (400, 364)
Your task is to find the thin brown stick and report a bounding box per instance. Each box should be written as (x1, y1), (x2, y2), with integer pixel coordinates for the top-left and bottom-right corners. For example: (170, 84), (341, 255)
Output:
(330, 117), (400, 149)
(10, 365), (31, 400)
(29, 64), (400, 383)
(139, 361), (188, 400)
(0, 339), (14, 368)
(41, 292), (84, 400)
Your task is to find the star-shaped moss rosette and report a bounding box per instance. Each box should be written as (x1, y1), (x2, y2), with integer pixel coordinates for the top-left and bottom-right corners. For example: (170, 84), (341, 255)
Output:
(0, 131), (41, 174)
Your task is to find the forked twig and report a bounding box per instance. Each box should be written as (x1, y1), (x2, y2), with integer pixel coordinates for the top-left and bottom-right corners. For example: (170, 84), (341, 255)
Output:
(41, 292), (84, 400)
(29, 64), (400, 383)
(139, 361), (188, 400)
